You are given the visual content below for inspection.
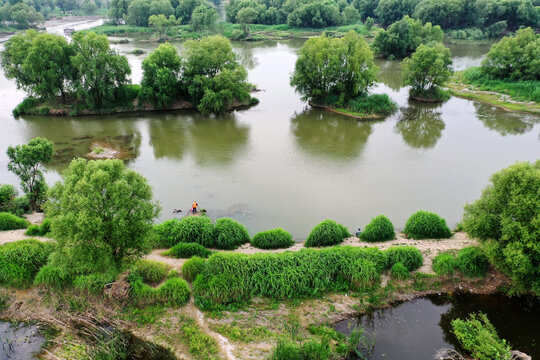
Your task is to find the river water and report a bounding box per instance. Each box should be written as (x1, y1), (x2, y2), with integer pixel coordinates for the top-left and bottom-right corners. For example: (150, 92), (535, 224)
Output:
(0, 31), (538, 238)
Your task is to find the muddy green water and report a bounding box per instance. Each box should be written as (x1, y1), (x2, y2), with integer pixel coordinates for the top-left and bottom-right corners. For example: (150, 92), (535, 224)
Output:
(335, 293), (540, 359)
(0, 38), (539, 237)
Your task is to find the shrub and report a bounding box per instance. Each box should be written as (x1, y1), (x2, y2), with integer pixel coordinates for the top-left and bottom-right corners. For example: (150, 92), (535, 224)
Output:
(432, 252), (456, 276)
(132, 260), (169, 284)
(155, 277), (191, 306)
(34, 264), (71, 287)
(0, 184), (17, 212)
(212, 218), (250, 250)
(251, 228), (294, 249)
(25, 219), (51, 236)
(391, 262), (410, 280)
(0, 239), (55, 287)
(0, 212), (29, 230)
(346, 94), (398, 116)
(451, 313), (511, 360)
(305, 220), (348, 247)
(404, 210), (452, 239)
(155, 217), (214, 248)
(167, 269), (179, 279)
(73, 270), (119, 293)
(11, 196), (31, 217)
(182, 256), (206, 282)
(385, 246), (423, 271)
(165, 242), (212, 259)
(360, 215), (395, 242)
(271, 339), (332, 360)
(462, 161), (539, 293)
(456, 246), (488, 277)
(344, 258), (380, 287)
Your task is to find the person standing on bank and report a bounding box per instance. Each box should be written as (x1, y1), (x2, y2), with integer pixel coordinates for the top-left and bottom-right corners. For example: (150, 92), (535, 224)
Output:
(191, 201), (199, 214)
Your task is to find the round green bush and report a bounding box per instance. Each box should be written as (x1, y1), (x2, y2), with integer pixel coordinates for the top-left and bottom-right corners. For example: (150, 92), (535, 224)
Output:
(404, 210), (452, 239)
(305, 219), (348, 247)
(25, 219), (51, 237)
(165, 242), (212, 258)
(391, 262), (410, 280)
(0, 239), (55, 287)
(360, 215), (395, 242)
(456, 246), (488, 277)
(251, 228), (294, 249)
(154, 216), (214, 248)
(385, 246), (423, 271)
(0, 212), (29, 231)
(432, 252), (456, 275)
(153, 218), (183, 248)
(213, 218), (250, 250)
(182, 256), (206, 282)
(155, 277), (191, 306)
(132, 260), (169, 284)
(73, 271), (118, 293)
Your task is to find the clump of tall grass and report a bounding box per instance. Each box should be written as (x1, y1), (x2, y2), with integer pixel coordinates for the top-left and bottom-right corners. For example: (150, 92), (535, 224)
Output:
(432, 252), (457, 275)
(164, 242), (213, 259)
(73, 270), (119, 293)
(128, 272), (190, 307)
(305, 219), (349, 247)
(182, 256), (206, 282)
(212, 218), (250, 250)
(132, 260), (170, 284)
(359, 215), (395, 242)
(0, 239), (55, 287)
(456, 246), (488, 277)
(0, 212), (29, 230)
(193, 246), (400, 310)
(385, 246), (423, 271)
(34, 264), (71, 287)
(25, 219), (51, 236)
(251, 228), (294, 249)
(347, 94), (398, 115)
(154, 216), (214, 248)
(404, 210), (452, 239)
(391, 262), (410, 280)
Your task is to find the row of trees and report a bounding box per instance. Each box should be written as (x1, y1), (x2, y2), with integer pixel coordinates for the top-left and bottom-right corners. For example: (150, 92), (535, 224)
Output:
(2, 31), (255, 114)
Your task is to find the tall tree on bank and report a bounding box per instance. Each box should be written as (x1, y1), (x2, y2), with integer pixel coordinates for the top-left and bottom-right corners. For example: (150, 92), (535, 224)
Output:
(7, 137), (54, 212)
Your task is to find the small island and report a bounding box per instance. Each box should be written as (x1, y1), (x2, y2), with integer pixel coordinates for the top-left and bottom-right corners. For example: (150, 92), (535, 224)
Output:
(1, 32), (258, 117)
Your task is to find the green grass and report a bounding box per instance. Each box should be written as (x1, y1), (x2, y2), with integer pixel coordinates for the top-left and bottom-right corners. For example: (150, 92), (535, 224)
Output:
(178, 315), (220, 360)
(0, 239), (55, 287)
(0, 212), (29, 230)
(391, 262), (410, 280)
(25, 219), (51, 236)
(403, 210), (452, 239)
(182, 256), (206, 282)
(385, 246), (423, 271)
(432, 252), (456, 276)
(410, 87), (451, 101)
(212, 218), (250, 250)
(154, 216), (214, 248)
(456, 246), (488, 278)
(359, 215), (395, 242)
(78, 24), (157, 36)
(132, 260), (170, 284)
(164, 242), (213, 259)
(212, 322), (273, 342)
(251, 228), (294, 249)
(73, 270), (119, 293)
(129, 273), (191, 307)
(305, 219), (349, 247)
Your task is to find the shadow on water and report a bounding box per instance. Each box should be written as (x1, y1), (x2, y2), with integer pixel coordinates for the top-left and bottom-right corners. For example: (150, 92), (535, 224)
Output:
(474, 102), (540, 136)
(395, 102), (446, 149)
(334, 293), (540, 360)
(290, 108), (380, 160)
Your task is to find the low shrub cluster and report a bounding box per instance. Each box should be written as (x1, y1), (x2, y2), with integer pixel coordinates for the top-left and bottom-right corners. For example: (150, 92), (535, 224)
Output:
(212, 218), (250, 250)
(182, 257), (206, 282)
(404, 210), (452, 239)
(431, 247), (488, 277)
(304, 219), (349, 247)
(432, 252), (456, 276)
(346, 94), (398, 116)
(73, 270), (120, 293)
(0, 239), (55, 287)
(251, 228), (294, 249)
(193, 245), (423, 309)
(129, 273), (191, 307)
(165, 242), (213, 259)
(359, 215), (395, 242)
(25, 219), (51, 236)
(132, 260), (170, 284)
(0, 212), (29, 230)
(391, 262), (410, 280)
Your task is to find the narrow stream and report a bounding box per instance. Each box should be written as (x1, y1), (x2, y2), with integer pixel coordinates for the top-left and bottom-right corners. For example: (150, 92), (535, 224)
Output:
(0, 322), (46, 360)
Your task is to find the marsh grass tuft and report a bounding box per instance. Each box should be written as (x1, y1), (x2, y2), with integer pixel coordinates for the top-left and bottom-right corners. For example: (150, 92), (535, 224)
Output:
(251, 228), (294, 249)
(165, 242), (212, 258)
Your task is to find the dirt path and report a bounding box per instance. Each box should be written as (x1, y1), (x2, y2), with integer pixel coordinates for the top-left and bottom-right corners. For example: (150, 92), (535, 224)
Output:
(0, 213), (48, 245)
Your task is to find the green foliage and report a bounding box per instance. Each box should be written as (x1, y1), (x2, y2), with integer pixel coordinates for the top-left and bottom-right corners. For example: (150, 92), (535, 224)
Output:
(182, 256), (206, 282)
(391, 262), (410, 279)
(149, 14), (178, 38)
(0, 184), (17, 213)
(305, 219), (349, 247)
(154, 218), (183, 248)
(129, 273), (191, 306)
(140, 42), (181, 108)
(291, 31), (378, 106)
(481, 28), (540, 81)
(456, 246), (488, 277)
(0, 239), (54, 288)
(7, 137), (54, 211)
(375, 0), (420, 26)
(25, 219), (51, 236)
(402, 43), (453, 96)
(156, 216), (214, 247)
(132, 260), (170, 283)
(404, 210), (452, 239)
(451, 313), (512, 360)
(190, 5), (218, 32)
(431, 252), (456, 275)
(360, 215), (395, 242)
(0, 212), (29, 230)
(385, 246), (423, 271)
(251, 228), (294, 249)
(193, 246), (389, 309)
(212, 218), (250, 250)
(462, 161), (539, 293)
(73, 270), (119, 293)
(345, 94), (398, 115)
(43, 158), (160, 282)
(34, 264), (72, 287)
(271, 338), (332, 360)
(372, 16), (443, 59)
(165, 242), (213, 258)
(178, 315), (220, 358)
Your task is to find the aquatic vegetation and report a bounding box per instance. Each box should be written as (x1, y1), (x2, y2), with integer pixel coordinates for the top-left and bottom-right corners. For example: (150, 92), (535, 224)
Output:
(212, 218), (250, 250)
(251, 228), (294, 249)
(165, 242), (213, 258)
(385, 246), (423, 271)
(0, 212), (29, 230)
(456, 246), (488, 278)
(0, 239), (55, 287)
(132, 260), (170, 284)
(359, 215), (395, 242)
(182, 256), (207, 282)
(305, 219), (349, 247)
(432, 252), (456, 276)
(404, 210), (452, 239)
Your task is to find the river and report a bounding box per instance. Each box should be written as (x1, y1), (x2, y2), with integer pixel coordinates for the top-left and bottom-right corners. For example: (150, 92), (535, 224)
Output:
(0, 28), (538, 238)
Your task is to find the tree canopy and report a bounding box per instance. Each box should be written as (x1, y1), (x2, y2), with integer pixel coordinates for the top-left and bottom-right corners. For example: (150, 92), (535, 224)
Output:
(402, 43), (453, 94)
